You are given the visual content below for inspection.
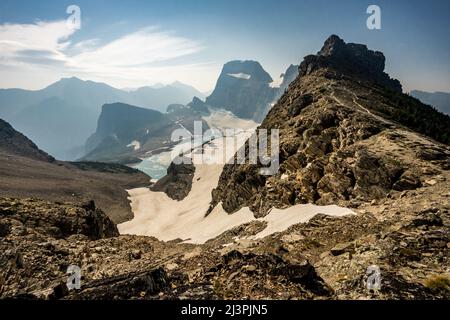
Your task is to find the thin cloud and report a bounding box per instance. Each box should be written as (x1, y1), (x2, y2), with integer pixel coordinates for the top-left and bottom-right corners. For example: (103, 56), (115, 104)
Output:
(0, 20), (216, 91)
(0, 20), (74, 66)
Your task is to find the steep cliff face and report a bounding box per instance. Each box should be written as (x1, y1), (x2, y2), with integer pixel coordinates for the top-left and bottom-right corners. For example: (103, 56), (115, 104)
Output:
(206, 60), (277, 121)
(210, 35), (450, 217)
(83, 102), (208, 164)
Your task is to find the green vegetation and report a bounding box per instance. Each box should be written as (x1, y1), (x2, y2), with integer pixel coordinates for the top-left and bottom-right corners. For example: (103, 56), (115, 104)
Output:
(424, 274), (450, 292)
(377, 89), (450, 145)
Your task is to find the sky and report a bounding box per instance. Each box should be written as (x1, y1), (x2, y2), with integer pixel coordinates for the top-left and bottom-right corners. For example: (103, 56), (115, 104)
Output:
(0, 0), (449, 93)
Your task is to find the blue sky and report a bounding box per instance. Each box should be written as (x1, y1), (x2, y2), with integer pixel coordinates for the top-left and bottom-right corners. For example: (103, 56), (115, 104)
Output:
(0, 0), (449, 92)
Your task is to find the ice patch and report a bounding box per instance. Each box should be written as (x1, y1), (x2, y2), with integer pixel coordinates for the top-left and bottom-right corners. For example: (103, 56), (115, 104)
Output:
(227, 73), (251, 80)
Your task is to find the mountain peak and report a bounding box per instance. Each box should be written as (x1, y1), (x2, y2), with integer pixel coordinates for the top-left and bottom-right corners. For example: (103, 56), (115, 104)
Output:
(300, 35), (401, 92)
(59, 76), (84, 83)
(222, 60), (273, 83)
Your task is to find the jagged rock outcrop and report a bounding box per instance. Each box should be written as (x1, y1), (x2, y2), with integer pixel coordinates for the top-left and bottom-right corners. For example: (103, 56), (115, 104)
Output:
(300, 35), (402, 92)
(0, 77), (204, 160)
(210, 35), (450, 217)
(84, 103), (168, 161)
(151, 160), (195, 200)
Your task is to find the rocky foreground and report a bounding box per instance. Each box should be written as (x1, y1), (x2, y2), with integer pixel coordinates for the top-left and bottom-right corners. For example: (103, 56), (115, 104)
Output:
(1, 181), (448, 300)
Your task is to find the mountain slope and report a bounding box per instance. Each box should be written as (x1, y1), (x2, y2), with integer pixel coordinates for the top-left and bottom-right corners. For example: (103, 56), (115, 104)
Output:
(411, 90), (450, 116)
(82, 102), (208, 163)
(0, 118), (150, 223)
(0, 118), (54, 162)
(210, 35), (450, 217)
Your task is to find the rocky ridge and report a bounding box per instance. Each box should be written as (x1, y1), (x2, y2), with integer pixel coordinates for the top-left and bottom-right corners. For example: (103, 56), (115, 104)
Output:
(0, 118), (54, 162)
(210, 35), (450, 217)
(151, 161), (195, 201)
(82, 102), (209, 164)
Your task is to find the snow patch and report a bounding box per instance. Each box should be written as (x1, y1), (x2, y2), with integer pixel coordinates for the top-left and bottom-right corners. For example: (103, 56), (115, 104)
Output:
(227, 73), (251, 80)
(127, 140), (141, 151)
(202, 109), (259, 130)
(119, 122), (355, 244)
(269, 76), (283, 88)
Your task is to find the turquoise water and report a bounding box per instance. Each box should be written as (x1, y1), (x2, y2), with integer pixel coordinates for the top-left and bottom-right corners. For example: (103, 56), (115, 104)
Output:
(132, 148), (175, 180)
(133, 156), (170, 180)
(132, 128), (222, 180)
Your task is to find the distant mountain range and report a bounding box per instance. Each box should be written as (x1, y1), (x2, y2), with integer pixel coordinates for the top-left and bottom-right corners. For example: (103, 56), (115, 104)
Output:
(0, 77), (204, 160)
(411, 90), (450, 115)
(81, 61), (298, 164)
(0, 60), (298, 162)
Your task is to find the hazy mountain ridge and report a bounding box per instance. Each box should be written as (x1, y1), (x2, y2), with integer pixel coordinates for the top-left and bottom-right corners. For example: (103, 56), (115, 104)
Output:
(411, 90), (450, 116)
(0, 77), (204, 160)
